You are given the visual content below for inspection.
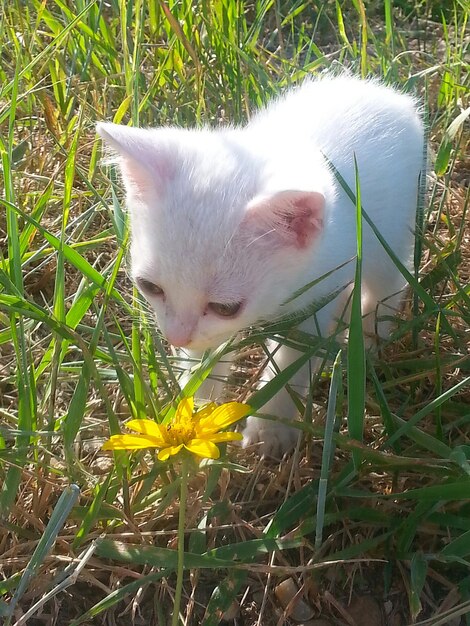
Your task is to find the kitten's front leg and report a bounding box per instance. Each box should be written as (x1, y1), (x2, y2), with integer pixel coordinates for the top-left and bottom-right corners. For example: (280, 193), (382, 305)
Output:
(178, 348), (233, 402)
(242, 340), (314, 458)
(243, 298), (341, 458)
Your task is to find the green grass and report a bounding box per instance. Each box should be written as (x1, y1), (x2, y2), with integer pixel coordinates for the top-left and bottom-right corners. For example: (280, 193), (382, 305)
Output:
(0, 1), (469, 624)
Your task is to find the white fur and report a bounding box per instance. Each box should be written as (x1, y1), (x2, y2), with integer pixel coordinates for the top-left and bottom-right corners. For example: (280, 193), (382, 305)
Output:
(97, 75), (424, 457)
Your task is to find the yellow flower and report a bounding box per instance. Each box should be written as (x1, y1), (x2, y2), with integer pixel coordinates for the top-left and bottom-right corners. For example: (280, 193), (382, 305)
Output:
(102, 397), (250, 461)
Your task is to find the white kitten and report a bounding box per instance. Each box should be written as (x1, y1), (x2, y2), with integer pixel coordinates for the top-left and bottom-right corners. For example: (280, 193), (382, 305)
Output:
(97, 75), (424, 457)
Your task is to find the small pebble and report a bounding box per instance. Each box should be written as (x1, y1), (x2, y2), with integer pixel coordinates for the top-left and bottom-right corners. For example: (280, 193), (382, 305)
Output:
(222, 600), (239, 621)
(347, 595), (383, 626)
(275, 578), (315, 622)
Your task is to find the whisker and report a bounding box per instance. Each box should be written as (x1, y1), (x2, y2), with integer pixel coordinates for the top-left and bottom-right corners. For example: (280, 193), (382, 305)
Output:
(245, 229), (276, 248)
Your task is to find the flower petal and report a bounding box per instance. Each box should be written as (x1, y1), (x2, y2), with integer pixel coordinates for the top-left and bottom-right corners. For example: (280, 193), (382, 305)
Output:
(194, 402), (217, 421)
(158, 444), (184, 461)
(176, 396), (194, 421)
(125, 419), (167, 442)
(102, 434), (163, 450)
(208, 431), (243, 443)
(198, 402), (251, 433)
(184, 439), (220, 459)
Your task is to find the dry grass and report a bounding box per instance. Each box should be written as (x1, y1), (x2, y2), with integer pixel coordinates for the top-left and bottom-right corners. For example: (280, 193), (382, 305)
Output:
(0, 1), (469, 625)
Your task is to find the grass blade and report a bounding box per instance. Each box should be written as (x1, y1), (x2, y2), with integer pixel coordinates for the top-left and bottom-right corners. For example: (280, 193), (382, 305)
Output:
(347, 156), (366, 465)
(315, 350), (342, 550)
(6, 485), (80, 624)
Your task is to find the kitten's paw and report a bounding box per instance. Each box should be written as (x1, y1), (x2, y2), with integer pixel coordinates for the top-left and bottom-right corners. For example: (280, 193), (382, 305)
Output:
(241, 416), (300, 459)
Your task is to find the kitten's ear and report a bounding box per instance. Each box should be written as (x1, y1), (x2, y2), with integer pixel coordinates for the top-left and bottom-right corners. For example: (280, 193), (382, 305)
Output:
(245, 190), (324, 249)
(97, 122), (170, 197)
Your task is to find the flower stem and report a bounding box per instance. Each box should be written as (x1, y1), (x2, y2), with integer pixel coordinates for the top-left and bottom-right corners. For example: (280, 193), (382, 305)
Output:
(171, 456), (188, 626)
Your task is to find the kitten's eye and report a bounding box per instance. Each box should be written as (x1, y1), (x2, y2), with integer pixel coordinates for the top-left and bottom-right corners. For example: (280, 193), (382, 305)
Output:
(208, 301), (243, 317)
(136, 277), (164, 297)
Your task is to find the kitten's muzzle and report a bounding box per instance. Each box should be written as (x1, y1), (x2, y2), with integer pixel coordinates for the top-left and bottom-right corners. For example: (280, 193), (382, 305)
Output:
(163, 312), (199, 347)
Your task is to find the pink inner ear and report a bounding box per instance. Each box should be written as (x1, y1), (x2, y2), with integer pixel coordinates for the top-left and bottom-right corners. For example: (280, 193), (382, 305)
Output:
(119, 156), (156, 197)
(245, 190), (325, 249)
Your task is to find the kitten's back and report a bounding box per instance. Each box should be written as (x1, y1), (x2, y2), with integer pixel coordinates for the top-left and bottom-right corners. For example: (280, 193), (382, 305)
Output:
(247, 75), (423, 167)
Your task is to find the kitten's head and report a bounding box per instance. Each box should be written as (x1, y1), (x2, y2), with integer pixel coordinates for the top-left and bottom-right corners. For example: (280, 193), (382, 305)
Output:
(97, 122), (325, 350)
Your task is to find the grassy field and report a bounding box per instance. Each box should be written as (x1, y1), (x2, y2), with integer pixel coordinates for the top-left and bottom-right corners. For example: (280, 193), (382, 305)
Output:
(0, 1), (469, 624)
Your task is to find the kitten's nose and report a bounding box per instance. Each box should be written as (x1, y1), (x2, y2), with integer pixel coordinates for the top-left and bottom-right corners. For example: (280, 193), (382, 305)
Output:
(166, 331), (193, 348)
(164, 315), (197, 347)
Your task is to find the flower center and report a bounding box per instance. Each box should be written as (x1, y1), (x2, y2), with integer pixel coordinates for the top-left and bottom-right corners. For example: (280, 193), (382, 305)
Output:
(166, 416), (196, 445)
